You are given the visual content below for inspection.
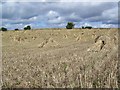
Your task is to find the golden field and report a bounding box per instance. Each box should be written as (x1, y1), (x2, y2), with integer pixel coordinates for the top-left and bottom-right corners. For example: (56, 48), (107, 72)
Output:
(2, 28), (119, 88)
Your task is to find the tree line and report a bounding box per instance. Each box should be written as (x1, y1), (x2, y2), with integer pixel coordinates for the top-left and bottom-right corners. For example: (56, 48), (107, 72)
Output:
(0, 22), (92, 31)
(0, 25), (32, 31)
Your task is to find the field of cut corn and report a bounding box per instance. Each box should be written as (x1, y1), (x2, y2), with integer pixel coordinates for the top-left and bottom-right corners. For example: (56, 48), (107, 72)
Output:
(2, 29), (119, 88)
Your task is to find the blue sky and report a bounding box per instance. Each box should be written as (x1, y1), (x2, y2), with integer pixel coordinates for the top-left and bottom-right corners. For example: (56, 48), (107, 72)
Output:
(1, 0), (119, 30)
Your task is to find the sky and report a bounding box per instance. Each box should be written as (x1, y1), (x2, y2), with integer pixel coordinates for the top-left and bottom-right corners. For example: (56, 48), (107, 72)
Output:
(1, 0), (119, 30)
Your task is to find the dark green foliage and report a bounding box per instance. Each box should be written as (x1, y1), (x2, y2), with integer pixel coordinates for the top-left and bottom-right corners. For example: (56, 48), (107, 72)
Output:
(82, 26), (92, 29)
(66, 22), (75, 29)
(15, 28), (19, 31)
(24, 27), (28, 30)
(24, 25), (31, 30)
(27, 26), (31, 30)
(85, 26), (92, 29)
(82, 26), (85, 29)
(0, 27), (7, 31)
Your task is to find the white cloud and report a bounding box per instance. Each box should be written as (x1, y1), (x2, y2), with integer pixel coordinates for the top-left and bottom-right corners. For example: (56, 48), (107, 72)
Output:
(100, 24), (117, 28)
(29, 16), (37, 20)
(47, 10), (59, 18)
(48, 16), (64, 24)
(1, 2), (118, 29)
(4, 23), (24, 30)
(3, 0), (119, 2)
(102, 7), (118, 19)
(82, 23), (92, 26)
(69, 13), (78, 18)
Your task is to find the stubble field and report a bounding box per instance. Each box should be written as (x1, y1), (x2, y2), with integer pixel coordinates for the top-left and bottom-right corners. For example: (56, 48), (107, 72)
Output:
(2, 28), (119, 88)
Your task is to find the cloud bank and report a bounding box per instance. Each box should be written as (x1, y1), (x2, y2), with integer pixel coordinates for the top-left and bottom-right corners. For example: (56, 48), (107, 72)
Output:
(1, 1), (118, 30)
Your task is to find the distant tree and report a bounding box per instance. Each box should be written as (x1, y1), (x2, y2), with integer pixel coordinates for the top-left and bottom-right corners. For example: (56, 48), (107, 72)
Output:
(85, 26), (92, 29)
(0, 27), (7, 31)
(66, 22), (75, 29)
(24, 25), (31, 30)
(82, 26), (85, 29)
(26, 25), (31, 30)
(15, 28), (19, 31)
(24, 27), (27, 30)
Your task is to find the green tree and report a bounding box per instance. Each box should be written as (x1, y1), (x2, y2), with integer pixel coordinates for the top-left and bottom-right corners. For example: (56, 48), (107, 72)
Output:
(85, 26), (92, 29)
(0, 27), (7, 31)
(24, 25), (31, 30)
(15, 28), (19, 31)
(26, 25), (31, 30)
(82, 26), (85, 29)
(66, 22), (75, 29)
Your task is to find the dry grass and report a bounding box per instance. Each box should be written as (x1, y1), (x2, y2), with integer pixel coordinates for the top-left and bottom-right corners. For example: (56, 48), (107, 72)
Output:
(2, 29), (119, 88)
